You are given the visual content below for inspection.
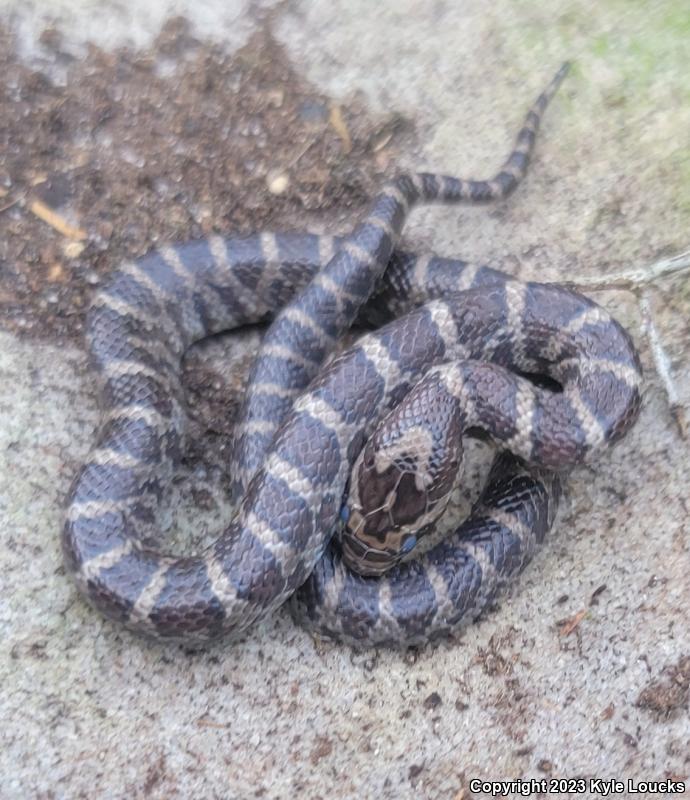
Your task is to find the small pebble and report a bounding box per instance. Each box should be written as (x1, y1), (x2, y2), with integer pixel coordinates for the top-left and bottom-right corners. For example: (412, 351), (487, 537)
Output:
(63, 241), (85, 259)
(267, 172), (289, 195)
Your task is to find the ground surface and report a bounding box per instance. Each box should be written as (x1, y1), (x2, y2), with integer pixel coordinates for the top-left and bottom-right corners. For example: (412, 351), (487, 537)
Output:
(0, 2), (689, 799)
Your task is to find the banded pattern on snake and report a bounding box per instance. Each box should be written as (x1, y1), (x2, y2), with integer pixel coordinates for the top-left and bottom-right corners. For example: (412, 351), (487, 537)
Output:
(62, 64), (643, 647)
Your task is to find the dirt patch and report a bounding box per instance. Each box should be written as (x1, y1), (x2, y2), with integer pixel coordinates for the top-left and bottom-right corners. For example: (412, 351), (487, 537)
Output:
(636, 655), (690, 718)
(0, 17), (413, 342)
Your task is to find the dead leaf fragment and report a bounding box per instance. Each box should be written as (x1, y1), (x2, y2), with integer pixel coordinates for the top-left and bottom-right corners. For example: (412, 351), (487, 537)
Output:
(558, 609), (587, 636)
(329, 104), (352, 153)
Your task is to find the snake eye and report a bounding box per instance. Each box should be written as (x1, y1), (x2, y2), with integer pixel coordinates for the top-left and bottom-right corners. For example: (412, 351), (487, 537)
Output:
(400, 535), (417, 555)
(340, 505), (350, 524)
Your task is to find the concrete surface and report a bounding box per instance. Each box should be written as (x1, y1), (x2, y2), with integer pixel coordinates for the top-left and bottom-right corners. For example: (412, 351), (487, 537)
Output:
(1, 1), (689, 798)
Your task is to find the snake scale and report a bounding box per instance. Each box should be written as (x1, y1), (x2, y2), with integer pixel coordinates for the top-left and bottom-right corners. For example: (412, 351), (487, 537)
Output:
(63, 64), (643, 647)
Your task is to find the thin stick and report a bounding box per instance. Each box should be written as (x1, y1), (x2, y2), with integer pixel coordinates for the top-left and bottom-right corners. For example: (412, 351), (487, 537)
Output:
(562, 250), (690, 293)
(639, 290), (687, 439)
(560, 249), (689, 438)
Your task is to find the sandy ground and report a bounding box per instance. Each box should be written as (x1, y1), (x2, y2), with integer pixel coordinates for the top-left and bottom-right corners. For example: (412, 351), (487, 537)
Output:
(1, 2), (689, 798)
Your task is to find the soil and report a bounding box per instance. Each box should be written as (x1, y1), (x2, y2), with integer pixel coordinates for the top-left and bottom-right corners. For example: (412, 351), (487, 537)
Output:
(0, 16), (414, 343)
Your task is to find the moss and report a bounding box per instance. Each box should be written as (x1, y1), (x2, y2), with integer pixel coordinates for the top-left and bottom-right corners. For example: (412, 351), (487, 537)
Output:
(670, 150), (690, 215)
(591, 33), (610, 57)
(502, 0), (690, 227)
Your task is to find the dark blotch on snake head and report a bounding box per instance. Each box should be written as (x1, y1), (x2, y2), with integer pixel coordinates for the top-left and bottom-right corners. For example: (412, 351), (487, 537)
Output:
(340, 391), (464, 576)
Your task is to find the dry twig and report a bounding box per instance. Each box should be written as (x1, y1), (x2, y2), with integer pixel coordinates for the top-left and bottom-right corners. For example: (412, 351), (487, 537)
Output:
(565, 250), (690, 438)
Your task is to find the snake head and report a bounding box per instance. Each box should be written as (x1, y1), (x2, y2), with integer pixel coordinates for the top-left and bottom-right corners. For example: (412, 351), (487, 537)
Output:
(339, 383), (464, 577)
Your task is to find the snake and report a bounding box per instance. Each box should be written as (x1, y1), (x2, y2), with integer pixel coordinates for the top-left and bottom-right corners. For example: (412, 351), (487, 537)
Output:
(62, 63), (643, 647)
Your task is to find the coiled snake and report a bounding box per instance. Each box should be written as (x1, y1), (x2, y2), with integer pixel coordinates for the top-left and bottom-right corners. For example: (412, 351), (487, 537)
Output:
(63, 64), (643, 647)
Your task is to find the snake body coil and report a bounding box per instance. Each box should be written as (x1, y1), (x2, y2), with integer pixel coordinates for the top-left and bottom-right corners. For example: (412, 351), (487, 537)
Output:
(63, 65), (642, 646)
